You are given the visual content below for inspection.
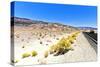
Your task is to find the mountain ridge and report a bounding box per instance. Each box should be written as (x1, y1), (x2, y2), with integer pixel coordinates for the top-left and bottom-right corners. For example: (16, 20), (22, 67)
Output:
(11, 17), (78, 28)
(78, 27), (97, 30)
(11, 17), (97, 31)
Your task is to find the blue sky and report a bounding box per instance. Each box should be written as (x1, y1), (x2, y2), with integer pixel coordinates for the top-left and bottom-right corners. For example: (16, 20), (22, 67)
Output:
(11, 1), (97, 28)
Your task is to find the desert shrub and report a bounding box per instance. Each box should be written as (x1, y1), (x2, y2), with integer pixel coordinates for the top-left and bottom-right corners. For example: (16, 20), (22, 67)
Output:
(22, 52), (31, 58)
(44, 51), (48, 58)
(38, 38), (40, 40)
(57, 38), (66, 47)
(72, 34), (76, 37)
(39, 33), (42, 37)
(31, 50), (37, 57)
(53, 45), (60, 53)
(22, 46), (25, 48)
(49, 32), (80, 56)
(56, 38), (59, 40)
(68, 37), (74, 44)
(65, 40), (71, 49)
(21, 39), (24, 41)
(49, 50), (53, 54)
(50, 37), (72, 55)
(11, 59), (19, 63)
(40, 41), (43, 44)
(46, 44), (48, 45)
(54, 47), (64, 56)
(49, 45), (56, 54)
(74, 31), (80, 36)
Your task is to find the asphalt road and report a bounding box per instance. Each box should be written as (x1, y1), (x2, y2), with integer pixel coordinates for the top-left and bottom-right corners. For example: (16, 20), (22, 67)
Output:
(83, 32), (97, 53)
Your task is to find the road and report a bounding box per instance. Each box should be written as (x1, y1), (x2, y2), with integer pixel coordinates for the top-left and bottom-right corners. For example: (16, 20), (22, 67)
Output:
(83, 32), (97, 53)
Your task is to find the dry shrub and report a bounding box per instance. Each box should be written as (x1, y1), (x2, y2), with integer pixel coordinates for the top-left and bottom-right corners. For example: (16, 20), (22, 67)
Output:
(22, 52), (31, 58)
(44, 51), (48, 58)
(11, 59), (19, 63)
(22, 45), (25, 48)
(49, 31), (80, 56)
(31, 50), (37, 57)
(40, 41), (43, 44)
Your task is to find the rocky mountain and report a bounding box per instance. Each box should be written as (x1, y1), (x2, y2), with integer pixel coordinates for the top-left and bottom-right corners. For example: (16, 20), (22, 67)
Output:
(11, 17), (79, 33)
(78, 27), (97, 30)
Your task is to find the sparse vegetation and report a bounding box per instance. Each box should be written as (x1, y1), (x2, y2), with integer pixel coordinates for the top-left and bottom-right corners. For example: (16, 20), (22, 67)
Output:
(39, 33), (42, 37)
(46, 44), (48, 45)
(56, 38), (59, 40)
(40, 41), (43, 44)
(22, 45), (25, 48)
(44, 51), (48, 58)
(38, 38), (40, 40)
(22, 50), (38, 58)
(31, 50), (37, 57)
(49, 31), (80, 56)
(21, 39), (24, 41)
(14, 17), (82, 64)
(67, 36), (74, 44)
(22, 52), (31, 58)
(11, 59), (19, 63)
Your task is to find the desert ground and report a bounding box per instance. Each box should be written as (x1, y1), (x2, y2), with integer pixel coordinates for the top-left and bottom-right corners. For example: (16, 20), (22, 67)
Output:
(12, 25), (97, 66)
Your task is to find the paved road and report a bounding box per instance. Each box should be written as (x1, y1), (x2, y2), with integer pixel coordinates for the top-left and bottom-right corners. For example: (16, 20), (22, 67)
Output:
(83, 32), (97, 53)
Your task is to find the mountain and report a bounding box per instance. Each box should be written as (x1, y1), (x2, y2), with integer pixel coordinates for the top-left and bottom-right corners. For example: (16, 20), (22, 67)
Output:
(78, 27), (97, 30)
(11, 17), (79, 33)
(11, 17), (34, 26)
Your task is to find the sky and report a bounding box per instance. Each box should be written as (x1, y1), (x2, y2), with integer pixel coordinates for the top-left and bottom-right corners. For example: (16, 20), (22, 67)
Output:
(11, 1), (97, 28)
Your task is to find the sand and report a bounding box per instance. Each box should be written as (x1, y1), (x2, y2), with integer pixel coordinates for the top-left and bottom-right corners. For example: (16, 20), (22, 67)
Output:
(13, 26), (97, 66)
